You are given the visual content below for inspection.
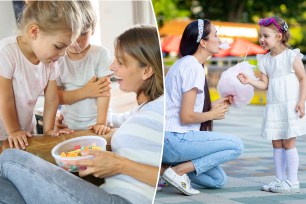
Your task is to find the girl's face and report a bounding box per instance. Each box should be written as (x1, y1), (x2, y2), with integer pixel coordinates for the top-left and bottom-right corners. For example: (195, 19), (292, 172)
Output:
(32, 31), (72, 64)
(204, 25), (221, 54)
(67, 29), (93, 53)
(110, 51), (146, 93)
(258, 26), (281, 50)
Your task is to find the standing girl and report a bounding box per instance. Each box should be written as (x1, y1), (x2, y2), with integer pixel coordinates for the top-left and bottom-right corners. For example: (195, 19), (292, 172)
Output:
(162, 19), (244, 195)
(0, 1), (84, 149)
(57, 1), (113, 135)
(238, 16), (306, 193)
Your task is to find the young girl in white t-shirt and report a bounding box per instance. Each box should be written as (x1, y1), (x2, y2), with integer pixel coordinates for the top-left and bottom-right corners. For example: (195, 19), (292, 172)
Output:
(0, 1), (84, 149)
(238, 16), (306, 193)
(57, 1), (112, 135)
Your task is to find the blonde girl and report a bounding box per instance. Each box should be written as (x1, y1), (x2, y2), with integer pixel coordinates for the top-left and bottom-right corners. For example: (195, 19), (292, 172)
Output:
(0, 1), (84, 149)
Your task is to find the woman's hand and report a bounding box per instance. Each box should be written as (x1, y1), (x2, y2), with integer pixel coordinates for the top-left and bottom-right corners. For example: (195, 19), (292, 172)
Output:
(71, 150), (125, 178)
(209, 103), (229, 120)
(8, 130), (32, 149)
(213, 96), (233, 107)
(83, 76), (111, 98)
(237, 73), (251, 84)
(88, 124), (111, 135)
(296, 101), (305, 118)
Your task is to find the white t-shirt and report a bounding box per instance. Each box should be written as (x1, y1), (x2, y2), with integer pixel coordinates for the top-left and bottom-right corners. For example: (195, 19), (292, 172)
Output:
(101, 96), (164, 204)
(0, 36), (58, 140)
(57, 45), (113, 130)
(165, 55), (205, 133)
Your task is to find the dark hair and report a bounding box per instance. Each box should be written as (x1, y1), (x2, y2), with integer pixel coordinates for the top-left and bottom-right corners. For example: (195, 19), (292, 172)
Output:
(179, 19), (213, 131)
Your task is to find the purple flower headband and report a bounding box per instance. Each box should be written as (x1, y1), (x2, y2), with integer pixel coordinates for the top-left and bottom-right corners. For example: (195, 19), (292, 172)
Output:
(258, 18), (288, 33)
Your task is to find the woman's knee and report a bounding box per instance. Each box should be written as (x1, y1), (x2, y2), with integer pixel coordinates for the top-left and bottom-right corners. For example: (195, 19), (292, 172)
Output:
(208, 170), (227, 189)
(229, 135), (244, 155)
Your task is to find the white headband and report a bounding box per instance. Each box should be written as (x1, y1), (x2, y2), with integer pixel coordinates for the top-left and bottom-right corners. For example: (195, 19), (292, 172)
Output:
(196, 19), (204, 43)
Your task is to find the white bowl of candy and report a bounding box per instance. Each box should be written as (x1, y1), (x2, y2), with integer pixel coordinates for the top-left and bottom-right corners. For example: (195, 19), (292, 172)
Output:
(51, 136), (107, 172)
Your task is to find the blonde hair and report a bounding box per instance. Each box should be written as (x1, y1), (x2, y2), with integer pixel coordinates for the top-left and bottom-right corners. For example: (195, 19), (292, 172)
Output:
(115, 25), (164, 102)
(268, 16), (291, 48)
(18, 1), (84, 41)
(77, 1), (97, 33)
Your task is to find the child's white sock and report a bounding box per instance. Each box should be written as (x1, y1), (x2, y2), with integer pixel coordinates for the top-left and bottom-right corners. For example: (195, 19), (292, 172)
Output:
(285, 148), (299, 184)
(273, 148), (286, 180)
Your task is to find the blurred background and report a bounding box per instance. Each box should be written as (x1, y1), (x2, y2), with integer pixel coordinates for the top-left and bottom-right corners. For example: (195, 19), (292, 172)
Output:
(152, 0), (306, 105)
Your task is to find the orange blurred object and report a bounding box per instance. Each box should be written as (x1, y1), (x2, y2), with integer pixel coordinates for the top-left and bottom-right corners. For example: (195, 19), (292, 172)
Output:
(161, 35), (181, 53)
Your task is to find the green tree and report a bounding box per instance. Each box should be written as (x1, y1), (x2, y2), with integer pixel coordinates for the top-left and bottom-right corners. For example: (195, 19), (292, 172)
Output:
(152, 0), (306, 51)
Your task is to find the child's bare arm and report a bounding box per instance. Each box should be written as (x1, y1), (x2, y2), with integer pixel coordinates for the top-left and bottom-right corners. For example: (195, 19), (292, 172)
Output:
(91, 95), (111, 135)
(0, 76), (31, 149)
(293, 56), (306, 118)
(43, 80), (59, 133)
(238, 72), (269, 90)
(58, 76), (111, 105)
(0, 76), (20, 134)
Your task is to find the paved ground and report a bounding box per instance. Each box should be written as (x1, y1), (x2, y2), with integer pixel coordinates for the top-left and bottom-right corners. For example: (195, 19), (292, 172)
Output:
(154, 105), (306, 204)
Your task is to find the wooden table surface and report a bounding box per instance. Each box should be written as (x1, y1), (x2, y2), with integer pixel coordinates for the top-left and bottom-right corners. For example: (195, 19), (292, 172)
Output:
(0, 130), (113, 164)
(0, 130), (115, 186)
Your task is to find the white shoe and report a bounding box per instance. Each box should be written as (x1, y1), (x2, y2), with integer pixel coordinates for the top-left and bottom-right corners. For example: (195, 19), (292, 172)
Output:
(261, 178), (282, 192)
(270, 180), (300, 193)
(162, 167), (200, 195)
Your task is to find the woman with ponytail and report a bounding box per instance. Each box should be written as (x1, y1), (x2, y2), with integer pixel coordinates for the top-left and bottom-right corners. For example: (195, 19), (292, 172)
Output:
(161, 19), (244, 195)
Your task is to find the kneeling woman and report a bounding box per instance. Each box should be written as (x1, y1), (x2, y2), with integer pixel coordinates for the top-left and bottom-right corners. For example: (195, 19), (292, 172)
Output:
(162, 19), (244, 195)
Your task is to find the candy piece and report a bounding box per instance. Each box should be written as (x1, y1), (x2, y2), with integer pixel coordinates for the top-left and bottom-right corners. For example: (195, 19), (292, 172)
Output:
(74, 145), (81, 150)
(60, 152), (67, 157)
(92, 146), (101, 150)
(59, 143), (102, 158)
(67, 152), (78, 157)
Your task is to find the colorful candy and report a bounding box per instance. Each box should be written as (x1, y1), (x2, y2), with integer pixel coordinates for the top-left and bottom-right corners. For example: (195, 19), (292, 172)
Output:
(59, 143), (102, 157)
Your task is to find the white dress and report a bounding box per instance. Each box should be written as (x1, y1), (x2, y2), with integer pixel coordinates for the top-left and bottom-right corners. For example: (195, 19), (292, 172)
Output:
(257, 49), (306, 140)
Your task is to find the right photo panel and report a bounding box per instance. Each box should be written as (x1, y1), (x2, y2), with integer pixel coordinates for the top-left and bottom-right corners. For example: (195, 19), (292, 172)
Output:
(154, 0), (306, 203)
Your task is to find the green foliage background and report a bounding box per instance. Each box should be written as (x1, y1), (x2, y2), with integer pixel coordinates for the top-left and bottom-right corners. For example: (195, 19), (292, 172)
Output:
(152, 0), (306, 52)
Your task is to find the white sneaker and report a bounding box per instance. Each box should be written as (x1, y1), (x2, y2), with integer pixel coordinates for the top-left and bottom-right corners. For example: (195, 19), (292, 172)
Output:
(162, 167), (200, 195)
(261, 178), (282, 192)
(270, 180), (300, 193)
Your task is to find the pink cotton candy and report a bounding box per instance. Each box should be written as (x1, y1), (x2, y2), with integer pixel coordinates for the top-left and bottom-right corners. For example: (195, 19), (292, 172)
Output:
(217, 61), (256, 107)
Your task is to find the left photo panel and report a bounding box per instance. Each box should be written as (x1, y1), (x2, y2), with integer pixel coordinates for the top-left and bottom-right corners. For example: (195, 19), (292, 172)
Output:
(0, 1), (164, 204)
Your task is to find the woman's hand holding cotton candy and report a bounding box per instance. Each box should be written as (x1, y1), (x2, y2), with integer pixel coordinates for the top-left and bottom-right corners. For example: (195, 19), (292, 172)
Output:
(213, 96), (233, 107)
(209, 103), (229, 120)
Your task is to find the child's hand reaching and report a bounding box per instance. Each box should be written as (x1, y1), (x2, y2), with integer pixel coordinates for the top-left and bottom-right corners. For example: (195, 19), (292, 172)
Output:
(45, 129), (74, 137)
(296, 101), (305, 118)
(237, 73), (251, 84)
(89, 123), (111, 135)
(8, 130), (32, 149)
(83, 76), (111, 98)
